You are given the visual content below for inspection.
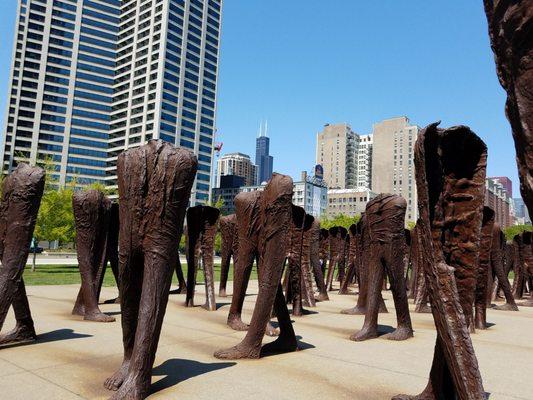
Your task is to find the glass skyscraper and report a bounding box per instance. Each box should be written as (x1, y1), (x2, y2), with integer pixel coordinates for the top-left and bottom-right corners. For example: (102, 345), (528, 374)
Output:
(255, 132), (273, 185)
(1, 0), (222, 204)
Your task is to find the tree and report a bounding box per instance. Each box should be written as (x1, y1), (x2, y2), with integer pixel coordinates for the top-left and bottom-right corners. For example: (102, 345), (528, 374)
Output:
(503, 224), (533, 242)
(319, 213), (361, 229)
(34, 186), (75, 249)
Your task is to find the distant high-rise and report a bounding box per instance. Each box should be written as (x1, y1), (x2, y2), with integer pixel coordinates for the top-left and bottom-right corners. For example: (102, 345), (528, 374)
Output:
(371, 116), (419, 222)
(216, 152), (256, 187)
(1, 0), (223, 205)
(255, 121), (273, 184)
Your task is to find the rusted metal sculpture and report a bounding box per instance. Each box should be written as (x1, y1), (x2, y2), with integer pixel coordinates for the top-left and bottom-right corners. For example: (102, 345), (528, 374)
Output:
(311, 221), (329, 301)
(518, 231), (533, 306)
(512, 234), (526, 299)
(409, 223), (430, 313)
(342, 214), (388, 315)
(214, 173), (297, 359)
(393, 123), (486, 400)
(185, 205), (220, 311)
(351, 193), (413, 342)
(484, 1), (533, 218)
(326, 226), (347, 291)
(285, 205), (306, 316)
(71, 190), (115, 322)
(219, 214), (238, 297)
(0, 164), (45, 346)
(490, 224), (518, 311)
(104, 140), (196, 399)
(475, 207), (495, 330)
(102, 203), (121, 304)
(300, 213), (317, 308)
(339, 223), (358, 295)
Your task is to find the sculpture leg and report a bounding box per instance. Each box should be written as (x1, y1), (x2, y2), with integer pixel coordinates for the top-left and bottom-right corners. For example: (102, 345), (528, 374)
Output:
(201, 216), (218, 311)
(383, 241), (413, 341)
(227, 242), (255, 331)
(0, 279), (36, 345)
(219, 247), (232, 297)
(350, 244), (383, 341)
(109, 252), (173, 400)
(339, 261), (356, 295)
(313, 258), (329, 301)
(170, 254), (187, 294)
(104, 252), (143, 392)
(185, 216), (201, 307)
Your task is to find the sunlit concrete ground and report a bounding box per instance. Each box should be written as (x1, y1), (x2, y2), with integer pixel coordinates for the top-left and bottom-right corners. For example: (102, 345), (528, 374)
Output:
(0, 281), (531, 400)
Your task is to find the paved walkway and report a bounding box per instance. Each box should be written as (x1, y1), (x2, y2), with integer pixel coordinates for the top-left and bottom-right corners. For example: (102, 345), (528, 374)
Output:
(0, 282), (531, 399)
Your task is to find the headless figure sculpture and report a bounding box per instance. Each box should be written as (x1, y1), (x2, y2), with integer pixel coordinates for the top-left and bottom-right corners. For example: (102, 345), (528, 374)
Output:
(314, 228), (330, 301)
(341, 214), (388, 315)
(351, 193), (413, 342)
(219, 214), (238, 297)
(285, 205), (307, 316)
(104, 140), (196, 400)
(394, 123), (487, 400)
(474, 207), (495, 330)
(339, 223), (358, 295)
(71, 190), (115, 322)
(518, 231), (533, 306)
(225, 191), (277, 336)
(326, 227), (347, 291)
(300, 213), (317, 308)
(0, 164), (45, 346)
(185, 205), (220, 311)
(490, 224), (518, 311)
(214, 173), (298, 360)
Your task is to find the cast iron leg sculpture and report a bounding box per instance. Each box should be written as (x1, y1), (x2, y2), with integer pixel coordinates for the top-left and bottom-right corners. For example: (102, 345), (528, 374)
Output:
(339, 223), (358, 295)
(287, 205), (306, 316)
(71, 190), (115, 322)
(219, 214), (237, 297)
(103, 140), (196, 400)
(0, 164), (45, 346)
(475, 207), (495, 330)
(351, 194), (413, 342)
(214, 173), (297, 359)
(311, 222), (329, 301)
(301, 213), (317, 308)
(393, 123), (486, 400)
(491, 225), (518, 311)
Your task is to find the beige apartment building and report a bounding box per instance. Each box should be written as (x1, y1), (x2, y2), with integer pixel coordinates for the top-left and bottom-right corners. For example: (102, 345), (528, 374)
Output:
(326, 189), (377, 218)
(371, 117), (419, 222)
(316, 124), (357, 189)
(216, 152), (257, 187)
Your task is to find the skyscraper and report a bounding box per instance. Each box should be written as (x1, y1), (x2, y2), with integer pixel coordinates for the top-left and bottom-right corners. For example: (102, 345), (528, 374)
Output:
(216, 152), (256, 186)
(255, 122), (273, 184)
(1, 0), (222, 205)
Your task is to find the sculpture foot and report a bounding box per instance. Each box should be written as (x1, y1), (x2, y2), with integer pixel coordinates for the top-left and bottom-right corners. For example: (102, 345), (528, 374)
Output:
(0, 323), (36, 345)
(265, 321), (280, 337)
(415, 304), (432, 313)
(341, 306), (366, 315)
(169, 288), (185, 295)
(315, 292), (329, 302)
(227, 315), (249, 331)
(493, 303), (519, 311)
(104, 360), (130, 391)
(349, 327), (378, 342)
(260, 334), (298, 357)
(104, 297), (120, 304)
(219, 289), (227, 298)
(185, 299), (194, 307)
(383, 326), (413, 341)
(72, 305), (85, 317)
(214, 342), (261, 360)
(338, 290), (355, 295)
(201, 302), (216, 311)
(108, 374), (150, 400)
(84, 312), (115, 323)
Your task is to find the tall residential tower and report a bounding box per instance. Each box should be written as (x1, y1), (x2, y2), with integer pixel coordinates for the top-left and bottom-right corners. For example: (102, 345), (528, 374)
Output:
(1, 0), (223, 204)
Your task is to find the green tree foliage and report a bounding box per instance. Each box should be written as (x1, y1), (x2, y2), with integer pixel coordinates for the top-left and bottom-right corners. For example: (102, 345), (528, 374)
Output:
(34, 187), (76, 247)
(319, 214), (361, 229)
(504, 224), (533, 242)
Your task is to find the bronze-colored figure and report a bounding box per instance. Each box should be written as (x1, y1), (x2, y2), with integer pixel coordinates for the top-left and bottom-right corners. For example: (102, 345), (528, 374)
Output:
(411, 223), (430, 313)
(518, 231), (533, 306)
(286, 205), (307, 316)
(310, 221), (328, 301)
(490, 224), (518, 311)
(393, 123), (486, 400)
(300, 213), (317, 308)
(339, 223), (358, 295)
(214, 173), (297, 359)
(0, 164), (45, 346)
(475, 207), (495, 330)
(71, 190), (116, 322)
(351, 193), (413, 342)
(102, 203), (121, 304)
(185, 205), (220, 311)
(104, 140), (196, 399)
(326, 226), (347, 291)
(484, 1), (533, 217)
(219, 214), (238, 297)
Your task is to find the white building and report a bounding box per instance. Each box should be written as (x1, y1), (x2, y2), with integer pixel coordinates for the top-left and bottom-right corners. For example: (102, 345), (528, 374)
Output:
(216, 152), (256, 187)
(326, 188), (377, 218)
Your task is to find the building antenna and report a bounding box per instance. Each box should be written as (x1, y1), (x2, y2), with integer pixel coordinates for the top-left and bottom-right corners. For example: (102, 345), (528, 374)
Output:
(258, 120), (263, 138)
(264, 119), (268, 137)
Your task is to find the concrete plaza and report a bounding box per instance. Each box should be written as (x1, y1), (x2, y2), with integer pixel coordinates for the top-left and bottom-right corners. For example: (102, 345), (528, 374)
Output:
(0, 282), (531, 399)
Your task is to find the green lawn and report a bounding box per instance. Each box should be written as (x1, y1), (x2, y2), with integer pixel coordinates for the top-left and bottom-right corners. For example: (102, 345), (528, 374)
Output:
(22, 263), (257, 286)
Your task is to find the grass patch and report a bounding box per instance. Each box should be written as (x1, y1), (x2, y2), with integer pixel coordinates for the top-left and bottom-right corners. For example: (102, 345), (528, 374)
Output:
(23, 263), (258, 286)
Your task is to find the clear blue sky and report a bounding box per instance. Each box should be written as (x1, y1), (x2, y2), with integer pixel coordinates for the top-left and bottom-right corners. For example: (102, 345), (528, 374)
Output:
(0, 1), (521, 196)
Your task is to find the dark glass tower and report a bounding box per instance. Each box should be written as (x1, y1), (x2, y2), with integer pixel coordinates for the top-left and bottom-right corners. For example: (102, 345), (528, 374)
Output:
(255, 133), (273, 184)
